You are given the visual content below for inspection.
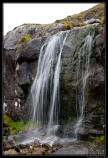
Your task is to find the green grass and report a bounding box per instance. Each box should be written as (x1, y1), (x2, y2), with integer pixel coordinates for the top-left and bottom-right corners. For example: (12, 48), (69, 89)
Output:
(3, 113), (25, 134)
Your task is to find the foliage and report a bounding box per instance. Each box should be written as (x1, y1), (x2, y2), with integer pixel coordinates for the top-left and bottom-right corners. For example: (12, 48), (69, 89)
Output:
(63, 21), (85, 29)
(95, 135), (105, 144)
(55, 4), (104, 27)
(17, 33), (32, 44)
(3, 113), (25, 134)
(63, 21), (73, 29)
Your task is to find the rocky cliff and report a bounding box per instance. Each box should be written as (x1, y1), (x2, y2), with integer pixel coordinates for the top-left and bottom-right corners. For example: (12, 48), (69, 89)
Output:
(3, 4), (105, 139)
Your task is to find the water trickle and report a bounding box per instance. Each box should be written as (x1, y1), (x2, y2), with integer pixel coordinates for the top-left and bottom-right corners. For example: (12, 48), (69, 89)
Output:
(24, 30), (93, 146)
(28, 31), (69, 134)
(74, 34), (93, 139)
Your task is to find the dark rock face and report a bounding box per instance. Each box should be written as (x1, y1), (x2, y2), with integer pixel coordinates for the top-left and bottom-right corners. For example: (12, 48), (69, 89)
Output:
(3, 34), (47, 120)
(16, 37), (47, 63)
(59, 24), (105, 137)
(3, 23), (105, 139)
(16, 37), (47, 95)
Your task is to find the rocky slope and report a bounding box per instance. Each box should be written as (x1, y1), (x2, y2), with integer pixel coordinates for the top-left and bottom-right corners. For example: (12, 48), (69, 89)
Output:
(3, 3), (105, 141)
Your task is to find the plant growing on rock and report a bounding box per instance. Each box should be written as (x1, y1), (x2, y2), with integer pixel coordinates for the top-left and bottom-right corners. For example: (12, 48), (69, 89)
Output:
(17, 33), (32, 44)
(63, 21), (85, 29)
(95, 135), (105, 145)
(3, 113), (25, 134)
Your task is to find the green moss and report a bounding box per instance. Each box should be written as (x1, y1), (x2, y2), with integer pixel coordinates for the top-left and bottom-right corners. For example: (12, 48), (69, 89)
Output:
(17, 33), (32, 44)
(3, 113), (25, 134)
(95, 135), (105, 144)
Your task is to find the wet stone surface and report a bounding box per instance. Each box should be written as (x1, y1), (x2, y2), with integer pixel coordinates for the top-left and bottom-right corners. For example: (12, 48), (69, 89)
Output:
(3, 134), (104, 156)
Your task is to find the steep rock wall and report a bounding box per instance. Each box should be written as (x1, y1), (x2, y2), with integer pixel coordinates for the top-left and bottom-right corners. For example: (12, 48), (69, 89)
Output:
(3, 23), (105, 138)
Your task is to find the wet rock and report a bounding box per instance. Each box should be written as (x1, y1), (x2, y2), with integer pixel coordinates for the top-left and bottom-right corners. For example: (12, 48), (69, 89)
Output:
(16, 37), (46, 63)
(95, 33), (104, 46)
(3, 127), (9, 136)
(16, 62), (31, 94)
(88, 129), (104, 135)
(4, 149), (17, 155)
(7, 136), (16, 146)
(34, 140), (40, 146)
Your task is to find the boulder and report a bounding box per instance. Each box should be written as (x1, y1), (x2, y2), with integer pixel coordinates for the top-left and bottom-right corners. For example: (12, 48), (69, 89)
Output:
(84, 18), (101, 25)
(16, 37), (47, 63)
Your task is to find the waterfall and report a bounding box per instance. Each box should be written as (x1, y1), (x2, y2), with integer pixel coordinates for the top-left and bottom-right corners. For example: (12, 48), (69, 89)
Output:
(28, 31), (69, 134)
(74, 33), (93, 139)
(26, 29), (93, 144)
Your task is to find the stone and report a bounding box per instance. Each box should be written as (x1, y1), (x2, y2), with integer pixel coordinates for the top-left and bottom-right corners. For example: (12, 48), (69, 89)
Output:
(84, 18), (101, 25)
(4, 149), (17, 155)
(95, 33), (104, 46)
(16, 37), (45, 63)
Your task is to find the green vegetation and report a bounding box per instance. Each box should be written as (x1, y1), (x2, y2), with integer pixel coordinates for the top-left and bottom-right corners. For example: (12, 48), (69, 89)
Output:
(95, 135), (105, 144)
(62, 21), (85, 29)
(55, 4), (104, 28)
(17, 33), (32, 44)
(63, 21), (73, 29)
(3, 113), (25, 134)
(3, 113), (42, 135)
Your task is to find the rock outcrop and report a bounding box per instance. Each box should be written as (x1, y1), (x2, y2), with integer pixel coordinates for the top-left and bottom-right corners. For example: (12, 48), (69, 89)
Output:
(3, 4), (105, 139)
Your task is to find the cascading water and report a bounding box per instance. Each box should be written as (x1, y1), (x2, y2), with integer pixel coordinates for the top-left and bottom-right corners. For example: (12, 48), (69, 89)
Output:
(74, 33), (93, 139)
(20, 26), (95, 146)
(13, 28), (95, 147)
(28, 31), (69, 135)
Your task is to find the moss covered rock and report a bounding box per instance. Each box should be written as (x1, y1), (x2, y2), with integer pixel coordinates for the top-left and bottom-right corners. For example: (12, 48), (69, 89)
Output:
(17, 33), (32, 44)
(3, 113), (25, 135)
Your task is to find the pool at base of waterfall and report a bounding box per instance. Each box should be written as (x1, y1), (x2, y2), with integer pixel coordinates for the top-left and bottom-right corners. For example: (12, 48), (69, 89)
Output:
(3, 126), (104, 156)
(6, 125), (77, 146)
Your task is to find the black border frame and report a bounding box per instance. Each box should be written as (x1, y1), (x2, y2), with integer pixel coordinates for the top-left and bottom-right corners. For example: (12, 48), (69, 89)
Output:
(1, 1), (107, 157)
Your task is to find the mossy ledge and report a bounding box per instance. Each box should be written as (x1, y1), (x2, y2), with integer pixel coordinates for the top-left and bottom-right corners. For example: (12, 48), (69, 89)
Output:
(3, 113), (25, 135)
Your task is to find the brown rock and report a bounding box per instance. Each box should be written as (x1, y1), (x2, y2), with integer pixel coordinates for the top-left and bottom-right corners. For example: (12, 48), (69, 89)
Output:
(4, 149), (17, 155)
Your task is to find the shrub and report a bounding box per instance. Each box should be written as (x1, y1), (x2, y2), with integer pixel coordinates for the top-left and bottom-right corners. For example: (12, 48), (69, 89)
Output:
(63, 21), (74, 29)
(63, 21), (85, 29)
